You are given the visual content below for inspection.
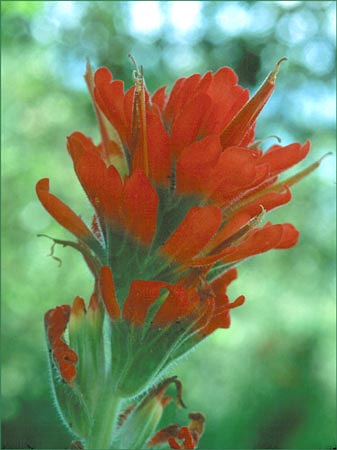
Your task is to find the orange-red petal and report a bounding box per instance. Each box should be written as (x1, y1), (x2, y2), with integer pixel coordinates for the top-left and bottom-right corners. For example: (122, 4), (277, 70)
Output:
(161, 206), (222, 263)
(122, 169), (158, 244)
(94, 67), (127, 142)
(151, 85), (167, 113)
(164, 74), (201, 126)
(235, 186), (292, 218)
(207, 147), (262, 203)
(67, 132), (123, 220)
(223, 222), (298, 263)
(36, 178), (92, 240)
(261, 140), (310, 176)
(275, 223), (299, 248)
(170, 93), (212, 158)
(146, 108), (171, 184)
(176, 135), (222, 194)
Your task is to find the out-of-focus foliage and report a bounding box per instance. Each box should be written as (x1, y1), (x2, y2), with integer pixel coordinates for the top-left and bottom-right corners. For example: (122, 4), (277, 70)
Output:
(2, 1), (336, 449)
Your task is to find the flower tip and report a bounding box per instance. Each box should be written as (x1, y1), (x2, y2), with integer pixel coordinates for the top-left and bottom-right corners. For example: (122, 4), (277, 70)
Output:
(71, 296), (86, 316)
(36, 178), (50, 192)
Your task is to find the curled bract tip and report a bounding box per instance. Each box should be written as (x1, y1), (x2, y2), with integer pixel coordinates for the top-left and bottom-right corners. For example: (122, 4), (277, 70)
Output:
(277, 56), (288, 66)
(270, 57), (288, 82)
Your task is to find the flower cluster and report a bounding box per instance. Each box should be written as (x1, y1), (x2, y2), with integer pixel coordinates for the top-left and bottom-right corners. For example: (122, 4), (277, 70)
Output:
(37, 57), (320, 449)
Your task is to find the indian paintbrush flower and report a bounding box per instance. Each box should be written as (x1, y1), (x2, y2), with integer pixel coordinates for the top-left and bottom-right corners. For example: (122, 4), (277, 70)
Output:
(37, 56), (323, 449)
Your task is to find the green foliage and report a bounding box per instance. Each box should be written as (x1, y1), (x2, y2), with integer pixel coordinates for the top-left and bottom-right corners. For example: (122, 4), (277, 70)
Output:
(2, 1), (335, 449)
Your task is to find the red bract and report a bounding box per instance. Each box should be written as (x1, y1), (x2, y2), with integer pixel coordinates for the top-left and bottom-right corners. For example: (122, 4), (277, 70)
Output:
(45, 305), (78, 383)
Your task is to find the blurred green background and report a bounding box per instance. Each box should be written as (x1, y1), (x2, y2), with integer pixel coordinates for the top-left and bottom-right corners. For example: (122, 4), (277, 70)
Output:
(2, 1), (336, 449)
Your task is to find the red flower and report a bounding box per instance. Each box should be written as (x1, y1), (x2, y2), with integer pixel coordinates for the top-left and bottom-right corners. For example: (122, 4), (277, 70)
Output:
(38, 58), (320, 364)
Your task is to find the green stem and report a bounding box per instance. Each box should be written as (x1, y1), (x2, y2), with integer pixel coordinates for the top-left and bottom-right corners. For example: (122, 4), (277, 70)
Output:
(85, 389), (122, 450)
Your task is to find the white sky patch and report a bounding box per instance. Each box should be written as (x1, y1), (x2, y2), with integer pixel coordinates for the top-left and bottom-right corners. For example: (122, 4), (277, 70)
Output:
(130, 2), (164, 34)
(216, 3), (250, 36)
(168, 1), (201, 33)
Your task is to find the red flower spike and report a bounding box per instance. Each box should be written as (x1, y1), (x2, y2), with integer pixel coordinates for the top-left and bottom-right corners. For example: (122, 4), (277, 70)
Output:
(99, 266), (120, 320)
(161, 205), (222, 263)
(38, 60), (321, 431)
(220, 57), (287, 149)
(36, 179), (92, 240)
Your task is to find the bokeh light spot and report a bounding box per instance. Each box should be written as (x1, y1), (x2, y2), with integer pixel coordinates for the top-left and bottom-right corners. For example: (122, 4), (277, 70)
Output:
(302, 39), (335, 75)
(168, 1), (202, 33)
(216, 3), (250, 36)
(130, 1), (164, 34)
